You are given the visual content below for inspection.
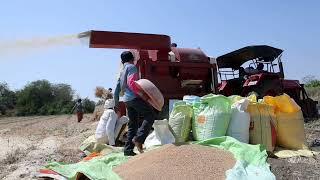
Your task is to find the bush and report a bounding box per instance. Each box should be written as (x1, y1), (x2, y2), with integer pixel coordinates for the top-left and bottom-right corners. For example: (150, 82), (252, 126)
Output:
(303, 75), (320, 88)
(303, 76), (320, 102)
(15, 80), (78, 116)
(3, 79), (96, 116)
(0, 82), (17, 115)
(82, 98), (95, 113)
(16, 80), (54, 115)
(305, 87), (320, 103)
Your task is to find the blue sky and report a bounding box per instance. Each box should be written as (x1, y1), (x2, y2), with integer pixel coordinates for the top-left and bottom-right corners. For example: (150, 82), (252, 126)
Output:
(0, 0), (319, 100)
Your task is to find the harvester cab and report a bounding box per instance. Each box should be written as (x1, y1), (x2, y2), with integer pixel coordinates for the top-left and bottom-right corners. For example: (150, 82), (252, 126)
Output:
(216, 45), (284, 97)
(217, 45), (318, 119)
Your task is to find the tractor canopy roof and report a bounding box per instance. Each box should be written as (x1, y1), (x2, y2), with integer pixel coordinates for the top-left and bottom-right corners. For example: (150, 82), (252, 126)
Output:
(216, 45), (283, 69)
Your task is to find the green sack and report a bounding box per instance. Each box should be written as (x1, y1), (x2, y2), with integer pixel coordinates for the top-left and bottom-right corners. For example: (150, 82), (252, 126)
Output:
(192, 94), (232, 141)
(169, 101), (193, 143)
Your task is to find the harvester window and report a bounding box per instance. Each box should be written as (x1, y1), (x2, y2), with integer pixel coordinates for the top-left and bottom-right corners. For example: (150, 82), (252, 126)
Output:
(218, 68), (241, 81)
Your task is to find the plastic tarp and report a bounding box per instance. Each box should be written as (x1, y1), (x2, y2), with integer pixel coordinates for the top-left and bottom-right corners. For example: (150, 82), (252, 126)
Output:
(226, 160), (275, 180)
(196, 136), (267, 166)
(192, 94), (232, 141)
(46, 136), (275, 180)
(79, 135), (123, 156)
(46, 153), (128, 180)
(196, 136), (275, 180)
(169, 101), (193, 143)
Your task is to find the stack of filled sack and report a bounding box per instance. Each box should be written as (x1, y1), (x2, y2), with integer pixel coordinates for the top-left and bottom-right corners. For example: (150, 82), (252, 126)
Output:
(146, 93), (308, 153)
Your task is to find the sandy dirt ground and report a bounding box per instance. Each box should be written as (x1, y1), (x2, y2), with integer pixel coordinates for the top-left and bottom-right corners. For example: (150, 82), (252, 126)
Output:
(0, 115), (319, 180)
(268, 120), (320, 180)
(0, 114), (97, 180)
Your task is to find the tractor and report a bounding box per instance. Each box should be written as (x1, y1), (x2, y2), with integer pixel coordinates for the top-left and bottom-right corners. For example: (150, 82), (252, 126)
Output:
(216, 45), (318, 120)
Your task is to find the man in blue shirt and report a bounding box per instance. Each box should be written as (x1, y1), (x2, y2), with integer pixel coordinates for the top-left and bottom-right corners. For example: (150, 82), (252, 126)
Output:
(115, 51), (156, 156)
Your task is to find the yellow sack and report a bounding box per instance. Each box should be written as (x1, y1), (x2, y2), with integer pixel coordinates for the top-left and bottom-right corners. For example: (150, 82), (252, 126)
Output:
(229, 94), (257, 105)
(276, 111), (308, 149)
(247, 102), (277, 152)
(247, 94), (257, 102)
(263, 94), (300, 113)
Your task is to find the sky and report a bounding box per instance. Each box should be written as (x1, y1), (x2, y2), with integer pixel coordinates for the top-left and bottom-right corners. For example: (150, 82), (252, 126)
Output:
(0, 0), (319, 101)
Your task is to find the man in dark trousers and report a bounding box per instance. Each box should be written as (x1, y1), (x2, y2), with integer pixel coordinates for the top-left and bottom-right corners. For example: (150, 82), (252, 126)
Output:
(115, 51), (156, 156)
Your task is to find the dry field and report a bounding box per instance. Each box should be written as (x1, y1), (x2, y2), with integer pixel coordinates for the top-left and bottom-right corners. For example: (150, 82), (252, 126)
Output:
(0, 115), (319, 180)
(0, 114), (97, 179)
(268, 119), (320, 180)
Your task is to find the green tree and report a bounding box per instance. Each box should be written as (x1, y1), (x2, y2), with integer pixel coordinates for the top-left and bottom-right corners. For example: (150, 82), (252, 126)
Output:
(302, 75), (320, 103)
(16, 80), (54, 115)
(52, 83), (75, 114)
(13, 79), (94, 116)
(15, 80), (77, 116)
(82, 98), (96, 113)
(303, 75), (320, 88)
(0, 82), (16, 115)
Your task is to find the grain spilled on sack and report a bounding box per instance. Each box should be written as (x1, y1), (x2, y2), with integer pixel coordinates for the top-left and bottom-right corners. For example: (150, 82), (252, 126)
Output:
(113, 144), (235, 180)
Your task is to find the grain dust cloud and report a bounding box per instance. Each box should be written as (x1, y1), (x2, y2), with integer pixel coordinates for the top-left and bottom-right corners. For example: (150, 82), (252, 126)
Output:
(0, 33), (82, 57)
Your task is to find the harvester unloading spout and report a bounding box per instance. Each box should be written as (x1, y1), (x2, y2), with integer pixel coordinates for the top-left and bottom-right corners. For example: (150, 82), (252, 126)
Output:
(78, 30), (172, 61)
(77, 31), (91, 39)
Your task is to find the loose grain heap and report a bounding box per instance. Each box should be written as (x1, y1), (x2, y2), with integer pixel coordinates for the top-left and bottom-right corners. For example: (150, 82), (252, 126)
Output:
(113, 144), (235, 180)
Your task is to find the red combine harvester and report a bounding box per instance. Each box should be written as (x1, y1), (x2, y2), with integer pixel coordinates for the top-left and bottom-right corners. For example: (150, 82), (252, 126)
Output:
(79, 30), (318, 120)
(216, 45), (318, 120)
(79, 30), (217, 118)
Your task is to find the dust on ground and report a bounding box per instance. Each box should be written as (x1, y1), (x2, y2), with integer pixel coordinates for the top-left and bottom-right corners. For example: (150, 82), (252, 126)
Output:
(0, 114), (97, 180)
(268, 120), (320, 180)
(0, 115), (319, 180)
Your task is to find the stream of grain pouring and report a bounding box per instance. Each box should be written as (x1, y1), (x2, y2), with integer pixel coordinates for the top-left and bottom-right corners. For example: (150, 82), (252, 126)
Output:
(0, 33), (86, 57)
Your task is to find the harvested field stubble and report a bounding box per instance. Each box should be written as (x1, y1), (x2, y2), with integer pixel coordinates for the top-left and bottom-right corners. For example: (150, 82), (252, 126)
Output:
(113, 144), (235, 180)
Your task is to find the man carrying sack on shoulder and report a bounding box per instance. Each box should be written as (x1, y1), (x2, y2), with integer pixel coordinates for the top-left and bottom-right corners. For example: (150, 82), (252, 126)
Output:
(114, 51), (156, 156)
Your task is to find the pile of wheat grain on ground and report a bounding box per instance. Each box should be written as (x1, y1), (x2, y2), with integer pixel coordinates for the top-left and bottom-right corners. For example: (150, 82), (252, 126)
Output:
(113, 144), (235, 180)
